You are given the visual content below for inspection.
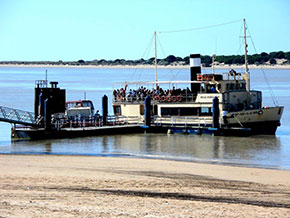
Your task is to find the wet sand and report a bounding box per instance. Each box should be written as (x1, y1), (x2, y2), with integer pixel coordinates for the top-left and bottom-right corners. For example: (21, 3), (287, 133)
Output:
(1, 154), (290, 217)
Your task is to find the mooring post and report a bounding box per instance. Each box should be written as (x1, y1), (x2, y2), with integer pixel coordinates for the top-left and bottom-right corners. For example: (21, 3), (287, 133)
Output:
(102, 95), (108, 126)
(44, 97), (51, 130)
(212, 96), (220, 129)
(144, 96), (151, 127)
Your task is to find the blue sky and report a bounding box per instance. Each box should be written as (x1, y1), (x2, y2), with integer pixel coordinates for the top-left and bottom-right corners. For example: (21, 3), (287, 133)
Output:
(0, 0), (289, 61)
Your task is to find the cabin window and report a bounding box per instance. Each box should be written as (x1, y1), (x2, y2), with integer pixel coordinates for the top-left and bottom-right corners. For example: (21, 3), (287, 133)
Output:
(201, 83), (205, 92)
(82, 101), (94, 110)
(161, 108), (179, 116)
(200, 107), (212, 116)
(161, 108), (178, 116)
(180, 108), (198, 116)
(161, 107), (198, 116)
(140, 104), (144, 115)
(223, 93), (229, 102)
(113, 106), (121, 115)
(226, 84), (230, 90)
(161, 108), (169, 116)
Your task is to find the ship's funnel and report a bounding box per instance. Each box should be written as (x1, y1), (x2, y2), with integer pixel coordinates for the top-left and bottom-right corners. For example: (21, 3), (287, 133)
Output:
(190, 54), (201, 93)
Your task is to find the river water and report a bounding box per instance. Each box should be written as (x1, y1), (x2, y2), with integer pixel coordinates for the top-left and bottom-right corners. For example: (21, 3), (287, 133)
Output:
(0, 66), (289, 170)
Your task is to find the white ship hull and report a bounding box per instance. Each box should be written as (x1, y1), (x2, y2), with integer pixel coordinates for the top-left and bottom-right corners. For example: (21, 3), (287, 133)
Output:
(223, 106), (283, 134)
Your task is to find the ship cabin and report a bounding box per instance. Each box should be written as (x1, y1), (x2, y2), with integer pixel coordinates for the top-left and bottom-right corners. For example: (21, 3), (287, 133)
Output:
(65, 100), (95, 120)
(112, 69), (262, 125)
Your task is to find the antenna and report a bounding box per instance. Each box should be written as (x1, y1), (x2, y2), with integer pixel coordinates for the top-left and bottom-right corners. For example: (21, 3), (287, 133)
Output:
(84, 91), (86, 100)
(45, 70), (48, 87)
(243, 18), (250, 92)
(211, 54), (216, 74)
(154, 31), (158, 89)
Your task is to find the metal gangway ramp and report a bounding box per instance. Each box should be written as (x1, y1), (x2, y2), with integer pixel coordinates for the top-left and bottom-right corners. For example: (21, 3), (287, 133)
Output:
(0, 106), (40, 127)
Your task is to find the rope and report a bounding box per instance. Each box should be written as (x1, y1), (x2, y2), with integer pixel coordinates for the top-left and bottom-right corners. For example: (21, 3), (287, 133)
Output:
(156, 34), (166, 58)
(157, 33), (177, 81)
(130, 33), (154, 81)
(236, 24), (243, 54)
(159, 19), (242, 34)
(158, 19), (243, 83)
(246, 22), (279, 106)
(139, 35), (154, 80)
(171, 68), (184, 81)
(157, 33), (187, 82)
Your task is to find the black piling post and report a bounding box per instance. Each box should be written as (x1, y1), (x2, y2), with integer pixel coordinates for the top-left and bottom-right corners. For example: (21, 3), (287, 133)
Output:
(44, 97), (52, 130)
(212, 96), (219, 129)
(38, 93), (42, 118)
(144, 96), (151, 127)
(102, 95), (108, 126)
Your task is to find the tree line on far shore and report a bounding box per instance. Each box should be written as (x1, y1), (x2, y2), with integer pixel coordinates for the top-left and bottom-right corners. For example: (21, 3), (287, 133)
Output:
(1, 51), (289, 67)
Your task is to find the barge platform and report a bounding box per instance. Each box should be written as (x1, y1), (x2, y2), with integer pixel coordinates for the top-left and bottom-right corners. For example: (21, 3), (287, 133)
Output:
(12, 124), (143, 140)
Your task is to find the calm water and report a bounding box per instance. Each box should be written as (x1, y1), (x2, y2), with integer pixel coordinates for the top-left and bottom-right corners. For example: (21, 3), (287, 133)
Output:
(0, 66), (290, 170)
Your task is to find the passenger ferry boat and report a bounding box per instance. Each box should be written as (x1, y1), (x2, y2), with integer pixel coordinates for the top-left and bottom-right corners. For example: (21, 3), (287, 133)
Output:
(0, 19), (283, 139)
(112, 19), (284, 135)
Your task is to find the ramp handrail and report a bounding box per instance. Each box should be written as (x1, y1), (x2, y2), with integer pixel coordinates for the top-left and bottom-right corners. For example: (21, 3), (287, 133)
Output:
(0, 105), (38, 126)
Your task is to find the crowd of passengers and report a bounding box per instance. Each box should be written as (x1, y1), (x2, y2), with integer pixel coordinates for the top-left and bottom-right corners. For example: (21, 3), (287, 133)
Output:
(113, 86), (193, 101)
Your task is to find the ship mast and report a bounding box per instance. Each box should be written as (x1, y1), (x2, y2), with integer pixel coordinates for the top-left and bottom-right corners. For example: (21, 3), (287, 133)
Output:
(243, 18), (250, 92)
(154, 31), (158, 89)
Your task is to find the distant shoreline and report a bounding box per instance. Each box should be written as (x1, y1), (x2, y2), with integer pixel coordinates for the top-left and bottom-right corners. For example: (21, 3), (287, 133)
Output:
(0, 63), (290, 70)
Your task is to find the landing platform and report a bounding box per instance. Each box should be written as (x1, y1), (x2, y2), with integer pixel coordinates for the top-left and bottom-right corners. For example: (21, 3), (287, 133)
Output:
(13, 124), (143, 140)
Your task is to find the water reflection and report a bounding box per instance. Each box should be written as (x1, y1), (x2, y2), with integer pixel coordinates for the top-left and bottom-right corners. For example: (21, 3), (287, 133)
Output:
(10, 133), (283, 169)
(102, 136), (109, 152)
(45, 142), (52, 153)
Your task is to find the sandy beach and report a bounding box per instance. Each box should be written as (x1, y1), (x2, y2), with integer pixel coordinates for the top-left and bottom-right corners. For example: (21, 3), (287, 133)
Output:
(0, 155), (290, 217)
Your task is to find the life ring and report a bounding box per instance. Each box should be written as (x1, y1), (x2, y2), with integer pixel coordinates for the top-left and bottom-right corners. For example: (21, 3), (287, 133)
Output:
(258, 110), (263, 115)
(166, 96), (172, 102)
(171, 96), (177, 102)
(176, 95), (182, 102)
(160, 95), (166, 102)
(154, 95), (160, 101)
(117, 95), (123, 101)
(197, 74), (203, 81)
(202, 75), (213, 81)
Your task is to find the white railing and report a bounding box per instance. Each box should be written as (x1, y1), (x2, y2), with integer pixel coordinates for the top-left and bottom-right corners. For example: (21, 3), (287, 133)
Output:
(107, 115), (141, 125)
(152, 115), (212, 127)
(54, 115), (142, 130)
